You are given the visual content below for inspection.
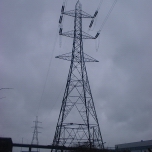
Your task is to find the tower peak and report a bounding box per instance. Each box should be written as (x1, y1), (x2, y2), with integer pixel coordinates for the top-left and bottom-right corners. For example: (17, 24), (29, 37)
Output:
(76, 0), (81, 6)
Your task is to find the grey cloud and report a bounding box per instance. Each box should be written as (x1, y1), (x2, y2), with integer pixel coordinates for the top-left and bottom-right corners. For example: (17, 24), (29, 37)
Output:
(0, 0), (152, 151)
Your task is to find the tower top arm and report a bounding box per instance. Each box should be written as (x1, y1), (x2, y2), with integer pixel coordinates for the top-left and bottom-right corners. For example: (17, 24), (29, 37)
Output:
(63, 10), (93, 18)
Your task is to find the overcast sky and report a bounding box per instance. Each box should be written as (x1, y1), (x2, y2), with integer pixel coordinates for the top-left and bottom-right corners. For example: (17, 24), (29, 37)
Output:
(0, 0), (152, 151)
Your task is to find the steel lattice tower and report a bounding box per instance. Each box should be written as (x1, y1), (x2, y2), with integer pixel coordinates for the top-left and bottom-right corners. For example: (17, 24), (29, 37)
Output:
(52, 1), (104, 150)
(31, 116), (42, 152)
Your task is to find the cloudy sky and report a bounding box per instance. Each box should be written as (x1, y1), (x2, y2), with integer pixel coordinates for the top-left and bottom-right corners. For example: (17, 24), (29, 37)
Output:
(0, 0), (152, 151)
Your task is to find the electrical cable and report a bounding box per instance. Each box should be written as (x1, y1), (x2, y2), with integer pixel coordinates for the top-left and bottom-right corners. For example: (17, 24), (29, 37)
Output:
(99, 0), (117, 32)
(88, 0), (103, 32)
(96, 0), (118, 51)
(36, 29), (59, 116)
(47, 0), (73, 117)
(92, 0), (103, 31)
(36, 0), (69, 117)
(95, 32), (101, 51)
(97, 0), (104, 11)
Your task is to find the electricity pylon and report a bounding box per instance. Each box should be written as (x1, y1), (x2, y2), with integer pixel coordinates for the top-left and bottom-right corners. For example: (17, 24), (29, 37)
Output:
(31, 116), (42, 152)
(52, 1), (104, 151)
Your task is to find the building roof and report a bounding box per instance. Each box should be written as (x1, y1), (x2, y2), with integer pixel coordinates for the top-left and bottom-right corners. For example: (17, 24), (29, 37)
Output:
(115, 140), (152, 150)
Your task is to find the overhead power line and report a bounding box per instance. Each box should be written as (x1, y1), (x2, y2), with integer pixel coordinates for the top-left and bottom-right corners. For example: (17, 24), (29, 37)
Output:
(97, 0), (104, 11)
(99, 0), (118, 32)
(88, 0), (103, 30)
(96, 0), (118, 51)
(36, 30), (58, 116)
(36, 0), (68, 116)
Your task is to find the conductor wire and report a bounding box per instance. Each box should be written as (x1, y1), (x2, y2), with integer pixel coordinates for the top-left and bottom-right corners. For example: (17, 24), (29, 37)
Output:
(99, 0), (117, 32)
(96, 0), (118, 51)
(36, 29), (59, 116)
(36, 0), (69, 116)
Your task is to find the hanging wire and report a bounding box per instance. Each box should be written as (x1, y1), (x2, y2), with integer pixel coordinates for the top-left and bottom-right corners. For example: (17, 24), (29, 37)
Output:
(95, 33), (101, 51)
(88, 0), (103, 32)
(50, 0), (69, 112)
(96, 0), (118, 51)
(92, 0), (103, 31)
(97, 0), (104, 11)
(59, 36), (62, 48)
(36, 0), (117, 116)
(36, 0), (69, 116)
(36, 29), (59, 116)
(99, 0), (117, 32)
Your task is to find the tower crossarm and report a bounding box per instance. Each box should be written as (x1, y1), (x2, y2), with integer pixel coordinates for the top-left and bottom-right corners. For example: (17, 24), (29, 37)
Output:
(56, 52), (99, 62)
(60, 30), (95, 39)
(63, 10), (93, 18)
(61, 30), (74, 38)
(82, 31), (95, 39)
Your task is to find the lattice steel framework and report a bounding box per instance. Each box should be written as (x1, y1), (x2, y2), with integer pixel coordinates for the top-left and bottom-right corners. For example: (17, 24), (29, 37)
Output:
(31, 116), (42, 152)
(52, 1), (104, 151)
